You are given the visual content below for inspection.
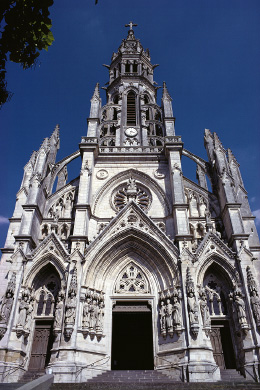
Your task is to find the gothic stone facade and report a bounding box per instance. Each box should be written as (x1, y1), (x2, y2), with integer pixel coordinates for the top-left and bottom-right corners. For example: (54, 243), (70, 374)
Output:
(0, 24), (260, 383)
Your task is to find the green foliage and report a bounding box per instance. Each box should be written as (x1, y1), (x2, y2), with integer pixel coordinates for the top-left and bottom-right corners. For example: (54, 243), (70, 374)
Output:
(0, 0), (54, 107)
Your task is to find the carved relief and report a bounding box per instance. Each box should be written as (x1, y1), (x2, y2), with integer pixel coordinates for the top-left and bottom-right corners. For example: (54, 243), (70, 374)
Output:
(0, 273), (16, 339)
(114, 264), (149, 294)
(246, 266), (260, 328)
(159, 287), (183, 338)
(96, 169), (109, 180)
(186, 268), (199, 337)
(82, 288), (105, 339)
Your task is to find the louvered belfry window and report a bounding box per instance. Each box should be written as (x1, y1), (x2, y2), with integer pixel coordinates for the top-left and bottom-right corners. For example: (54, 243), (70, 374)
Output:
(127, 91), (136, 126)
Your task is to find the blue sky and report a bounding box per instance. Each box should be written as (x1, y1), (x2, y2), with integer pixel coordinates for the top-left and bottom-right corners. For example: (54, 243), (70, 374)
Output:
(0, 0), (260, 247)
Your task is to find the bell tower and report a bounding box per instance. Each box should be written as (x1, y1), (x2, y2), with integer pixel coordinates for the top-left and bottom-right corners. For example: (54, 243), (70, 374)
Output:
(98, 22), (173, 147)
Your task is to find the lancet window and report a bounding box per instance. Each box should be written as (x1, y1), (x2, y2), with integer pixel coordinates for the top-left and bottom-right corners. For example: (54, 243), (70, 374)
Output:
(127, 91), (136, 126)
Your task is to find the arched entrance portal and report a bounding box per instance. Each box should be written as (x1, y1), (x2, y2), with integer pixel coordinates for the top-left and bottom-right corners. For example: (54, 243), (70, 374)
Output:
(111, 301), (154, 370)
(203, 264), (237, 369)
(28, 264), (61, 371)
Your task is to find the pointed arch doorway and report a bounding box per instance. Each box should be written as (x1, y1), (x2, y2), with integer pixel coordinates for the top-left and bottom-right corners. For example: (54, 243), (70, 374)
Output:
(28, 263), (61, 371)
(111, 301), (154, 370)
(203, 264), (237, 370)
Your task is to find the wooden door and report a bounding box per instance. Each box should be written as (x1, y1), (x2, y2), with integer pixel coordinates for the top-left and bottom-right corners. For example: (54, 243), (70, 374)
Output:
(28, 323), (52, 371)
(210, 327), (225, 368)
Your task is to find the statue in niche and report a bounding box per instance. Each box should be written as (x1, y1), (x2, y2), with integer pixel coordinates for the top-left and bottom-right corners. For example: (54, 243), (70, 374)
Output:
(89, 300), (98, 334)
(187, 292), (199, 325)
(172, 296), (182, 329)
(199, 289), (211, 329)
(82, 297), (91, 331)
(55, 198), (64, 219)
(96, 302), (104, 335)
(159, 301), (166, 337)
(246, 266), (260, 328)
(54, 291), (64, 330)
(16, 290), (34, 337)
(250, 290), (260, 327)
(0, 292), (13, 325)
(234, 294), (247, 326)
(65, 290), (76, 325)
(17, 293), (30, 328)
(0, 273), (16, 331)
(23, 300), (34, 336)
(64, 193), (73, 217)
(165, 299), (174, 336)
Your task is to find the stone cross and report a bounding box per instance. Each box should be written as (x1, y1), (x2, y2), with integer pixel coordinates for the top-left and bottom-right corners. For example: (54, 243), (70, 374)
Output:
(125, 21), (137, 31)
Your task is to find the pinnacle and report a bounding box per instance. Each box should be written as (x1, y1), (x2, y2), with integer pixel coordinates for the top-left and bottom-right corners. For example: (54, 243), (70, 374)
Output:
(91, 82), (100, 99)
(162, 81), (172, 101)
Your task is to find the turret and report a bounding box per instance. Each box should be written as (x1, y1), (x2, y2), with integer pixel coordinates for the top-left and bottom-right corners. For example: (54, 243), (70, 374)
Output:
(87, 83), (102, 137)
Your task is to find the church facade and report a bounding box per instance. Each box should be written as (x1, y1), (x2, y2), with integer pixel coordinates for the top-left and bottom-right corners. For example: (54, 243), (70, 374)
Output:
(0, 24), (260, 383)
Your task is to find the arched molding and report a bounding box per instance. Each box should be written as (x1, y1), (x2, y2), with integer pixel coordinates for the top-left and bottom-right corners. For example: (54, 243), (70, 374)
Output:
(123, 86), (139, 95)
(92, 168), (171, 216)
(84, 229), (178, 294)
(24, 254), (66, 287)
(197, 254), (238, 288)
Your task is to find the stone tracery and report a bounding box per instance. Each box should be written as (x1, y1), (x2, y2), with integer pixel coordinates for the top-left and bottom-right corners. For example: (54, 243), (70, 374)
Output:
(114, 263), (149, 294)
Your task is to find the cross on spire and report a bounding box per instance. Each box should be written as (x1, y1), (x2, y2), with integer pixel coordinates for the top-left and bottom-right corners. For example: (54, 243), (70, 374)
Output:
(125, 21), (138, 31)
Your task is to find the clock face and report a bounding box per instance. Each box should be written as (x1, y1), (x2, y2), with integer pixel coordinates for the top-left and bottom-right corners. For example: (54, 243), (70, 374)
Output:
(125, 127), (138, 137)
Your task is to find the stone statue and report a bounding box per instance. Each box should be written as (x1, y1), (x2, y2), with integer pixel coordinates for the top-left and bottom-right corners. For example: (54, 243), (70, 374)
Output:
(234, 294), (247, 325)
(172, 296), (182, 329)
(0, 273), (16, 335)
(199, 291), (211, 328)
(165, 299), (173, 336)
(187, 292), (199, 325)
(17, 294), (30, 328)
(159, 301), (166, 337)
(54, 292), (64, 329)
(65, 291), (76, 325)
(24, 300), (34, 335)
(250, 290), (260, 327)
(96, 302), (104, 335)
(82, 297), (91, 331)
(89, 300), (98, 333)
(0, 291), (13, 325)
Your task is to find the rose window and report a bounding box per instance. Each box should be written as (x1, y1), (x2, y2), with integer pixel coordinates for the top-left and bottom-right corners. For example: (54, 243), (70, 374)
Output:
(112, 178), (151, 212)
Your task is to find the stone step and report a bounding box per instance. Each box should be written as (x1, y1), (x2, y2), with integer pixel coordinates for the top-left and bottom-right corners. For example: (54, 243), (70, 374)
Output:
(220, 369), (250, 382)
(87, 370), (177, 383)
(18, 370), (45, 383)
(0, 385), (22, 390)
(51, 383), (260, 390)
